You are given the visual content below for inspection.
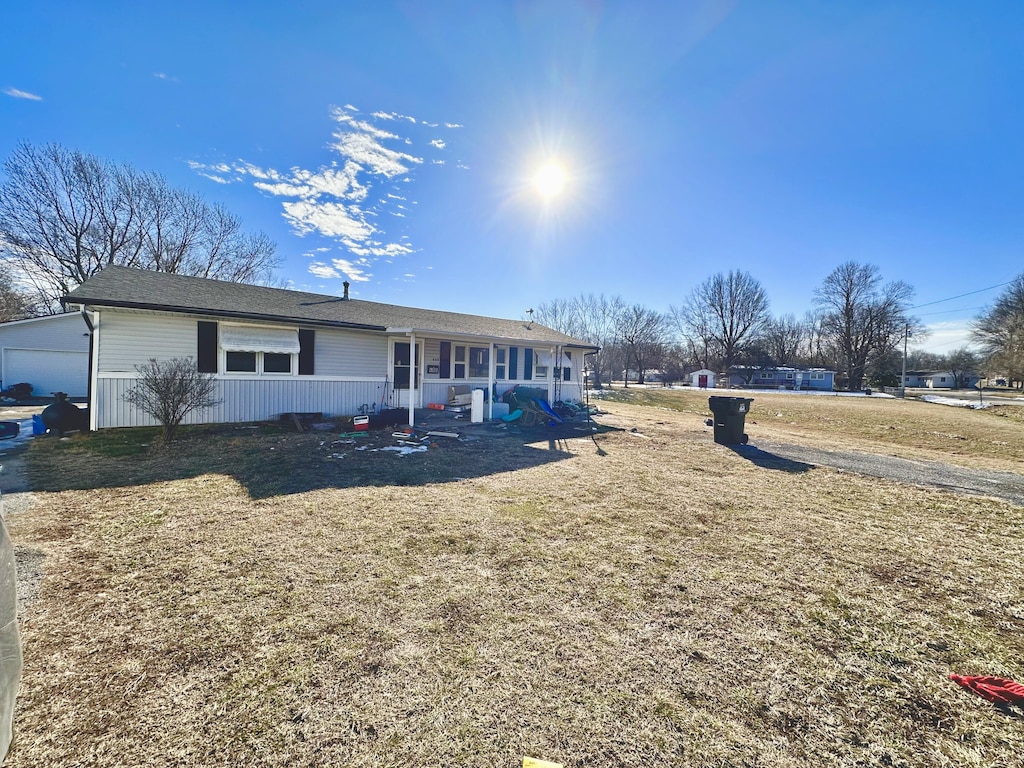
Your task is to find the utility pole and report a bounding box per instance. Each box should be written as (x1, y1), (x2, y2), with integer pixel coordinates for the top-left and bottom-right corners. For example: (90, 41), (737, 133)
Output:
(899, 323), (909, 399)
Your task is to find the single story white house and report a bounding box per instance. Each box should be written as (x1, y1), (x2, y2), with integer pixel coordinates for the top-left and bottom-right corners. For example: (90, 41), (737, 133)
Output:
(63, 266), (597, 431)
(0, 314), (90, 398)
(689, 369), (716, 389)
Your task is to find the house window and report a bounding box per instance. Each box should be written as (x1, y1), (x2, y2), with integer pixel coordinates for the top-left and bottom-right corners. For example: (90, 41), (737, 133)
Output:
(939, 376), (947, 383)
(469, 347), (489, 378)
(220, 323), (300, 375)
(563, 351), (571, 381)
(226, 351), (257, 373)
(534, 364), (548, 380)
(454, 345), (467, 378)
(495, 347), (507, 380)
(524, 349), (533, 380)
(786, 372), (794, 379)
(509, 347), (519, 380)
(760, 371), (773, 379)
(810, 372), (825, 381)
(263, 353), (292, 374)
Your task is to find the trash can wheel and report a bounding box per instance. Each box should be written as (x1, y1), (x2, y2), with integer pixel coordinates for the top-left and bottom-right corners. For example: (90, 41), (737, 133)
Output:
(741, 433), (749, 445)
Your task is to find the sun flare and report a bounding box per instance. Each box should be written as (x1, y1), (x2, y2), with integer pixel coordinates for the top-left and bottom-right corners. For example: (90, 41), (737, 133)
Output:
(533, 161), (567, 198)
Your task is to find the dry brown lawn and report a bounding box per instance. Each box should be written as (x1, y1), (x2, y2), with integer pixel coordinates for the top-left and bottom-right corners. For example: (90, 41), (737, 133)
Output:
(6, 394), (1024, 767)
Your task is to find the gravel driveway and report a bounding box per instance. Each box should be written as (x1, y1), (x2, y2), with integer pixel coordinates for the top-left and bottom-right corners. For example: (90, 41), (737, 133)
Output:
(735, 439), (1024, 507)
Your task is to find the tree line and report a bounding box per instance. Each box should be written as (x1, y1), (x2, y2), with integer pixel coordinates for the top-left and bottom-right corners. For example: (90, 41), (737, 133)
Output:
(538, 264), (1021, 391)
(0, 142), (278, 314)
(0, 143), (1021, 390)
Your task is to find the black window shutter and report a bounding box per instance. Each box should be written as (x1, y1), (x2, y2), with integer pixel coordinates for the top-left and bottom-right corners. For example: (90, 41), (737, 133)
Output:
(439, 341), (451, 378)
(524, 348), (533, 380)
(197, 321), (218, 373)
(509, 347), (518, 380)
(298, 329), (315, 375)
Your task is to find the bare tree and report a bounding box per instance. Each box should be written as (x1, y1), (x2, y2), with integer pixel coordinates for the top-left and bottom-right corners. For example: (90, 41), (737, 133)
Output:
(0, 261), (39, 321)
(123, 357), (220, 442)
(616, 304), (666, 385)
(944, 347), (981, 388)
(761, 314), (806, 367)
(973, 274), (1024, 390)
(0, 142), (279, 310)
(674, 270), (770, 371)
(536, 293), (624, 388)
(814, 262), (916, 391)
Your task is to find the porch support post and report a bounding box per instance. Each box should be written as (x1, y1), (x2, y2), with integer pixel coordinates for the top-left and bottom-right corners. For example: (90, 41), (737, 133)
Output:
(549, 346), (556, 403)
(408, 332), (417, 427)
(488, 341), (495, 420)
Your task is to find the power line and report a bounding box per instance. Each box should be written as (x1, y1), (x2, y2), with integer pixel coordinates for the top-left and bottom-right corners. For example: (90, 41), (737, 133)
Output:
(911, 279), (1016, 311)
(917, 305), (985, 318)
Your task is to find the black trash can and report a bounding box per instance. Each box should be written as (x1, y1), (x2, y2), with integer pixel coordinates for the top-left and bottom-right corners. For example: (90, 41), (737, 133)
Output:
(708, 396), (753, 445)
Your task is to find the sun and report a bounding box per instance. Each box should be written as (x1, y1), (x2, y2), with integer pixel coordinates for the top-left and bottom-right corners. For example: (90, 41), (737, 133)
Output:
(533, 161), (567, 199)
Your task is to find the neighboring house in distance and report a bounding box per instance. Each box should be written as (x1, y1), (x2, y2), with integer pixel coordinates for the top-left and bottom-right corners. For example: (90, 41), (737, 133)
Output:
(902, 371), (930, 388)
(689, 369), (716, 389)
(63, 266), (597, 431)
(918, 370), (980, 389)
(0, 314), (90, 398)
(727, 366), (835, 391)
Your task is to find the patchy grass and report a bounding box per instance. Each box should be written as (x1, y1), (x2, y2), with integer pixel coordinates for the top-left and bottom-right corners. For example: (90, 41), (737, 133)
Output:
(6, 401), (1024, 767)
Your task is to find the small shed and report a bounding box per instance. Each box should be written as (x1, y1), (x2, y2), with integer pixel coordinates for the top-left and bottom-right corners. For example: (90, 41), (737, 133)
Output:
(0, 314), (90, 398)
(690, 369), (716, 389)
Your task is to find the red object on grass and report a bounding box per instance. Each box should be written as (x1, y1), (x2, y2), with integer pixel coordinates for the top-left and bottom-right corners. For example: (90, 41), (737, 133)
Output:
(949, 674), (1024, 706)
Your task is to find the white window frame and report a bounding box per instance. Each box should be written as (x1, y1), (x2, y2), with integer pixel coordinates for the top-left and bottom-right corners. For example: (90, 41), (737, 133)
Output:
(810, 372), (825, 381)
(494, 346), (508, 380)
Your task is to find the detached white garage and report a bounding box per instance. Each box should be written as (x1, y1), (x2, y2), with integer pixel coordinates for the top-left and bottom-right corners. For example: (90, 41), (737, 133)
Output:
(0, 314), (89, 398)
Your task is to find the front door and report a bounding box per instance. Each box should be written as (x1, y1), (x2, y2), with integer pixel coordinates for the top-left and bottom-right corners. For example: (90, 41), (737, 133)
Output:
(699, 374), (708, 388)
(392, 341), (419, 407)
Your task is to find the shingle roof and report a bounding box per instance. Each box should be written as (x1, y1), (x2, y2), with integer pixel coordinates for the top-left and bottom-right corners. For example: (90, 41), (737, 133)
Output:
(63, 265), (596, 348)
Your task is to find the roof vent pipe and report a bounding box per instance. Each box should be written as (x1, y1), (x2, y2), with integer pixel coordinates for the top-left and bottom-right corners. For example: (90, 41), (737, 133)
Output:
(343, 281), (350, 300)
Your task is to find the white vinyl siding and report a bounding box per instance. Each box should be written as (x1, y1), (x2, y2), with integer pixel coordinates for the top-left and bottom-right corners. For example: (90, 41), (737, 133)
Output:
(0, 313), (88, 354)
(0, 313), (90, 391)
(311, 327), (386, 377)
(94, 376), (387, 429)
(97, 310), (197, 371)
(423, 339), (442, 379)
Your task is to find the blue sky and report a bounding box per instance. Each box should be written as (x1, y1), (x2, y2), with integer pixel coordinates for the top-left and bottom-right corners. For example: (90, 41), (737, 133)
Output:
(3, 1), (1022, 354)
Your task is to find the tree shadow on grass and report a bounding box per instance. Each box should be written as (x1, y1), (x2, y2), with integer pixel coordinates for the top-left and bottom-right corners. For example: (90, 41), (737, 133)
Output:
(26, 419), (623, 500)
(727, 444), (815, 473)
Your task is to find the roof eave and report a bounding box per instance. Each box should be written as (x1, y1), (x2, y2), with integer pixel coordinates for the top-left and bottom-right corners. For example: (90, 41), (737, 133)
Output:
(64, 297), (386, 332)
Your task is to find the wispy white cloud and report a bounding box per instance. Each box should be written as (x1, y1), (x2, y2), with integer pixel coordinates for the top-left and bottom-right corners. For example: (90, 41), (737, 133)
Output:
(444, 122), (463, 129)
(372, 110), (417, 124)
(3, 87), (42, 101)
(153, 72), (179, 82)
(309, 262), (342, 279)
(333, 258), (373, 282)
(190, 104), (457, 281)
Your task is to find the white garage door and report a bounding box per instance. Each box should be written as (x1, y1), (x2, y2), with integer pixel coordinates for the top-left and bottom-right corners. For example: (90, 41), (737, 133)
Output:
(3, 349), (88, 398)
